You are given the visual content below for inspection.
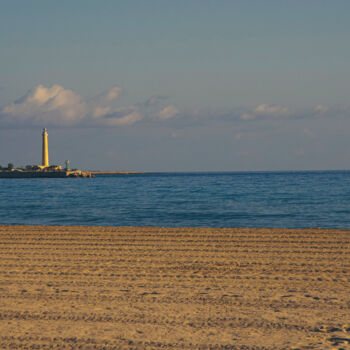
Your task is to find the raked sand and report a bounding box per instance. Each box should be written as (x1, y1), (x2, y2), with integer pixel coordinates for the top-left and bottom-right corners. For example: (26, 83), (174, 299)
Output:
(0, 225), (349, 349)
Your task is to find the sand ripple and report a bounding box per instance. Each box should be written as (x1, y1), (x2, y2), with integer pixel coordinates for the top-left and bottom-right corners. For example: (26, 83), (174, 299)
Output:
(0, 225), (349, 349)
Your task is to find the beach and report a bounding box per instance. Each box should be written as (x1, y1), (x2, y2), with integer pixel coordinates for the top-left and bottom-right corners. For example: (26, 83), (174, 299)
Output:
(0, 225), (349, 349)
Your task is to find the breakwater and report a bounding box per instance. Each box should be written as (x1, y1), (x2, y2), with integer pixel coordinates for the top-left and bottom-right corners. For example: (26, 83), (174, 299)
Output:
(0, 170), (93, 178)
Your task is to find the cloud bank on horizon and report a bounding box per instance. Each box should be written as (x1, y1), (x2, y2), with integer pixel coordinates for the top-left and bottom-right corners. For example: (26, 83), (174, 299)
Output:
(0, 84), (338, 128)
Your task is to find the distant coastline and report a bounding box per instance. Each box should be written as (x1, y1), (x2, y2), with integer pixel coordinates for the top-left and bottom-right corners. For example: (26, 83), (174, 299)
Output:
(0, 169), (93, 178)
(90, 171), (145, 175)
(0, 128), (93, 178)
(0, 169), (148, 178)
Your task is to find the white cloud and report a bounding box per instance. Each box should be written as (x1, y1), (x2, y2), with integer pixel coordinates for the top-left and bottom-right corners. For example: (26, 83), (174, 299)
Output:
(314, 105), (329, 114)
(143, 95), (168, 107)
(102, 86), (122, 102)
(0, 84), (180, 128)
(240, 104), (290, 120)
(2, 84), (334, 130)
(156, 105), (179, 121)
(2, 84), (87, 126)
(255, 104), (290, 116)
(102, 109), (143, 126)
(92, 106), (111, 119)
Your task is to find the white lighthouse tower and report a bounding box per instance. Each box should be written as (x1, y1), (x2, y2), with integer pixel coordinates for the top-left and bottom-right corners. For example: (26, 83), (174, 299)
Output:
(42, 128), (49, 167)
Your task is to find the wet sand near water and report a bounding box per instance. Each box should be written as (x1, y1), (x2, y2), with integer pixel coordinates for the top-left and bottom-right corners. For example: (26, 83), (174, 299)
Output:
(0, 225), (349, 349)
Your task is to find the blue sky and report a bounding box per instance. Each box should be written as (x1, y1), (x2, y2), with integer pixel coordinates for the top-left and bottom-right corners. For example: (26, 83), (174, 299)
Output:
(1, 1), (350, 171)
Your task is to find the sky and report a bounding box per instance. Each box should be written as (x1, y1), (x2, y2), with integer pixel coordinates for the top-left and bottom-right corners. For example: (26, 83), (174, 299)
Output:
(1, 0), (350, 171)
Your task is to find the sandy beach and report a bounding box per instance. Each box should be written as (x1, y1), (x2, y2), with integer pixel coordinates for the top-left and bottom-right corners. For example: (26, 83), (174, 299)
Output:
(0, 225), (349, 349)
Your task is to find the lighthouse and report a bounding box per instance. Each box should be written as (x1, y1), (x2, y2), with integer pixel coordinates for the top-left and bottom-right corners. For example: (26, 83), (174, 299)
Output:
(42, 128), (49, 167)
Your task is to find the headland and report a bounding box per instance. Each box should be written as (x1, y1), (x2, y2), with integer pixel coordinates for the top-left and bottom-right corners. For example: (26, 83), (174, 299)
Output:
(0, 225), (349, 348)
(0, 128), (93, 178)
(0, 168), (93, 178)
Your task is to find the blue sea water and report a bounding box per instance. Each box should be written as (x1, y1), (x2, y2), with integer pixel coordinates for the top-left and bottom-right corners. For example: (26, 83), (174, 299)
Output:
(0, 171), (349, 228)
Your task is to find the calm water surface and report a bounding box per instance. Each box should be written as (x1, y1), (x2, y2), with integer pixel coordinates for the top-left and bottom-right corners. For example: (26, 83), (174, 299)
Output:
(0, 171), (349, 228)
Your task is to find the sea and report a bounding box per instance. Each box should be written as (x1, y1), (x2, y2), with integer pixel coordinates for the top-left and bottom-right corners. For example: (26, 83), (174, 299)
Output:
(0, 171), (349, 229)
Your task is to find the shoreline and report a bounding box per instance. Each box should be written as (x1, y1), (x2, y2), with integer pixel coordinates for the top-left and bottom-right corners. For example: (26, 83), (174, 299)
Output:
(1, 224), (349, 231)
(0, 225), (349, 348)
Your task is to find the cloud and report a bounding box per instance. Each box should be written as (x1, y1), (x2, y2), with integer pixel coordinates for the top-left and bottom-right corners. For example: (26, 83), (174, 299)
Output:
(240, 104), (290, 120)
(0, 84), (338, 130)
(101, 108), (143, 126)
(143, 95), (168, 107)
(2, 84), (87, 126)
(100, 86), (122, 102)
(92, 106), (111, 119)
(156, 105), (180, 121)
(163, 102), (336, 129)
(0, 84), (179, 128)
(314, 105), (329, 114)
(113, 111), (143, 126)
